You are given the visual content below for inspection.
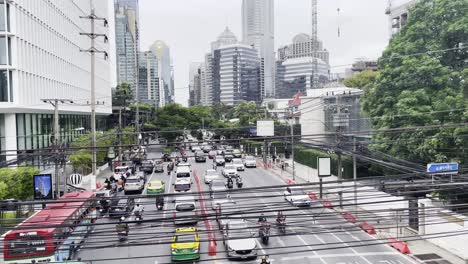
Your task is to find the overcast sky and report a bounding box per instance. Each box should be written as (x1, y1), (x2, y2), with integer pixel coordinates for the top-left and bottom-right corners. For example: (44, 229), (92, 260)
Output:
(139, 0), (391, 106)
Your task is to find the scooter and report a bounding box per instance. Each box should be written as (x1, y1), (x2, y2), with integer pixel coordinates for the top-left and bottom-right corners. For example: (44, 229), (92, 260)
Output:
(226, 181), (234, 189)
(276, 218), (286, 234)
(236, 177), (243, 188)
(259, 223), (271, 245)
(135, 211), (143, 224)
(156, 198), (164, 210)
(118, 231), (128, 242)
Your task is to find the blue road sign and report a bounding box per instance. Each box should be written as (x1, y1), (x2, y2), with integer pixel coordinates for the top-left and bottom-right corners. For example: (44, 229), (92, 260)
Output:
(427, 163), (459, 174)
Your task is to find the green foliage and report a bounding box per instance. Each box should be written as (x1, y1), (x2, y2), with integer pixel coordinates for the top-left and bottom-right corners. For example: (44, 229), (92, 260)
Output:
(0, 168), (39, 200)
(69, 127), (135, 173)
(112, 83), (133, 107)
(343, 70), (379, 89)
(361, 0), (468, 164)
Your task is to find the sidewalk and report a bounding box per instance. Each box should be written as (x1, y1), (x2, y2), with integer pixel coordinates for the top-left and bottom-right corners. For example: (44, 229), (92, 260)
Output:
(259, 158), (466, 264)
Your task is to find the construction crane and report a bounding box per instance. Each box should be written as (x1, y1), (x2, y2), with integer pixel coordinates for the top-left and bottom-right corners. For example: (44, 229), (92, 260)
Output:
(311, 0), (319, 90)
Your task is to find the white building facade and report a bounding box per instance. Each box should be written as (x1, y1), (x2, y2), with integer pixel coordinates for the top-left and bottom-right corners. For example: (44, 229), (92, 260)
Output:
(218, 43), (261, 105)
(386, 0), (417, 38)
(138, 51), (161, 107)
(0, 0), (114, 163)
(242, 0), (275, 99)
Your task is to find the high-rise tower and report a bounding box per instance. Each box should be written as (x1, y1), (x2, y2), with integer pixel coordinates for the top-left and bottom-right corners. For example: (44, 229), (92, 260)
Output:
(242, 0), (275, 100)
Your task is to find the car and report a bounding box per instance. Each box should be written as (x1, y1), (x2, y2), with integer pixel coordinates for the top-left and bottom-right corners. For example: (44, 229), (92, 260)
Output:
(114, 166), (132, 178)
(191, 146), (201, 153)
(202, 145), (212, 153)
(147, 180), (165, 195)
(211, 192), (234, 211)
(140, 160), (154, 174)
(174, 178), (192, 193)
(208, 150), (217, 159)
(175, 166), (191, 179)
(232, 149), (242, 158)
(109, 197), (135, 218)
(171, 227), (200, 262)
(177, 162), (191, 168)
(214, 156), (225, 166)
(194, 151), (206, 162)
(222, 164), (238, 178)
(216, 149), (225, 156)
(224, 220), (257, 260)
(244, 156), (257, 168)
(154, 161), (165, 172)
(204, 169), (221, 184)
(124, 176), (144, 194)
(231, 158), (245, 171)
(161, 153), (171, 162)
(283, 187), (311, 207)
(216, 202), (242, 231)
(209, 179), (227, 195)
(224, 154), (234, 162)
(174, 196), (199, 225)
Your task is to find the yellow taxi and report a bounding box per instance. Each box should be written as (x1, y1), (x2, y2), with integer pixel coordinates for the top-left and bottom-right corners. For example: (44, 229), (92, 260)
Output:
(171, 227), (200, 261)
(146, 180), (165, 195)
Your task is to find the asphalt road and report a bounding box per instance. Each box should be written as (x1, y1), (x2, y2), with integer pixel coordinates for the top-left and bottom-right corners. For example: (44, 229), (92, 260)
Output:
(76, 146), (417, 264)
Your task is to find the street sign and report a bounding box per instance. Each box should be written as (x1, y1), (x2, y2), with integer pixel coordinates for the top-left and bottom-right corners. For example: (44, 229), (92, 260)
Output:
(318, 157), (332, 177)
(427, 163), (458, 174)
(257, 120), (274, 137)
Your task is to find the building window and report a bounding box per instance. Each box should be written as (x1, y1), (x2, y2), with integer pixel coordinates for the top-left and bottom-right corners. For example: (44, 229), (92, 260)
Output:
(0, 70), (7, 102)
(0, 0), (9, 32)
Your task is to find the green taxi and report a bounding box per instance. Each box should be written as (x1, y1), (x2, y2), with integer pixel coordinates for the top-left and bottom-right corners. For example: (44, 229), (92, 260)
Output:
(147, 180), (165, 195)
(171, 227), (200, 261)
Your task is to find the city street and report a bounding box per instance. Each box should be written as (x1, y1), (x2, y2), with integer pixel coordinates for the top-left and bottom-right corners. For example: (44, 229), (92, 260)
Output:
(75, 146), (417, 264)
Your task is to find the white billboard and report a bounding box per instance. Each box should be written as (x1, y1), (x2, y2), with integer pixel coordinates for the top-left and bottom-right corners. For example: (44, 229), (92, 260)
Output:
(257, 120), (274, 137)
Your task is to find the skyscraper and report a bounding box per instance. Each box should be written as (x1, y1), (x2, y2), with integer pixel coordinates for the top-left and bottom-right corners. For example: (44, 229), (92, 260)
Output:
(138, 51), (161, 107)
(150, 40), (174, 106)
(242, 0), (275, 99)
(115, 0), (139, 98)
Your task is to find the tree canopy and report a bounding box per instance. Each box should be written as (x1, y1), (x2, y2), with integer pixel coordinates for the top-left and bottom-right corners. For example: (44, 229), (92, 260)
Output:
(112, 83), (133, 107)
(361, 0), (467, 164)
(0, 168), (39, 200)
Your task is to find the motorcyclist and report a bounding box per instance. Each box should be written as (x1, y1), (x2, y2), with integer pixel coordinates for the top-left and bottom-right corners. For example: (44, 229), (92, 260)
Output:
(236, 176), (243, 187)
(134, 204), (144, 218)
(156, 196), (164, 209)
(227, 176), (234, 188)
(260, 255), (271, 264)
(276, 211), (286, 224)
(258, 213), (267, 224)
(116, 217), (129, 235)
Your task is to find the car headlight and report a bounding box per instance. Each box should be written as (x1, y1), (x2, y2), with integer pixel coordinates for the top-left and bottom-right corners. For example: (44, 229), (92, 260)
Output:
(192, 248), (199, 253)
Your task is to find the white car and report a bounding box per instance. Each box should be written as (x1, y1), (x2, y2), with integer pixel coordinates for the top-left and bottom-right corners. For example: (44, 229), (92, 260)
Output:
(191, 146), (201, 152)
(231, 159), (245, 171)
(114, 165), (132, 178)
(174, 195), (198, 225)
(124, 176), (144, 194)
(204, 169), (222, 184)
(224, 220), (257, 259)
(243, 156), (257, 168)
(211, 192), (234, 211)
(174, 178), (192, 193)
(222, 164), (238, 178)
(283, 187), (311, 207)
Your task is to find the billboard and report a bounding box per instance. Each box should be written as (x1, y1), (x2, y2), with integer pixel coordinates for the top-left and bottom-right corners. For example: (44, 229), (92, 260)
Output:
(257, 120), (274, 137)
(318, 157), (332, 177)
(33, 174), (53, 200)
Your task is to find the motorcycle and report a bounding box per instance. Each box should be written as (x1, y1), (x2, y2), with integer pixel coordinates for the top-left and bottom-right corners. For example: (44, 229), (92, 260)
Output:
(134, 211), (143, 224)
(258, 223), (271, 245)
(260, 255), (271, 264)
(276, 217), (286, 234)
(226, 181), (234, 189)
(156, 197), (164, 210)
(118, 231), (128, 242)
(236, 177), (243, 188)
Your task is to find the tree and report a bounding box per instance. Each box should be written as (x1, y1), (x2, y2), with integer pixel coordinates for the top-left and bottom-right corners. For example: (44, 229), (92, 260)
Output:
(0, 168), (39, 200)
(343, 70), (379, 89)
(112, 83), (133, 107)
(361, 0), (468, 164)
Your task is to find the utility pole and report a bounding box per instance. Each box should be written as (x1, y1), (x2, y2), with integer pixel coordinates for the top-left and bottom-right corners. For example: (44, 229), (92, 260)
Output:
(118, 107), (123, 163)
(80, 1), (108, 178)
(42, 99), (73, 198)
(353, 136), (358, 208)
(290, 107), (296, 181)
(336, 94), (343, 181)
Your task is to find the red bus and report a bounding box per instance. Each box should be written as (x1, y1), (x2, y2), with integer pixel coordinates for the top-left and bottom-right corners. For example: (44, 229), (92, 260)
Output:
(2, 191), (96, 263)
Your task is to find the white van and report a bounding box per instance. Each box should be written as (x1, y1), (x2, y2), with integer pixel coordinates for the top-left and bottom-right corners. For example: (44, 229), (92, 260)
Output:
(174, 178), (192, 192)
(175, 165), (191, 179)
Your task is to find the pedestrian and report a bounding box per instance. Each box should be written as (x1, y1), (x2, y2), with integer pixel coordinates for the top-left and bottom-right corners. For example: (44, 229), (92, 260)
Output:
(272, 154), (277, 163)
(281, 161), (285, 171)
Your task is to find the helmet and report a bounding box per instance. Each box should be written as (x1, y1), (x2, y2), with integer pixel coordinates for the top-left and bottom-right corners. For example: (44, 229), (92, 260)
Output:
(137, 204), (140, 207)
